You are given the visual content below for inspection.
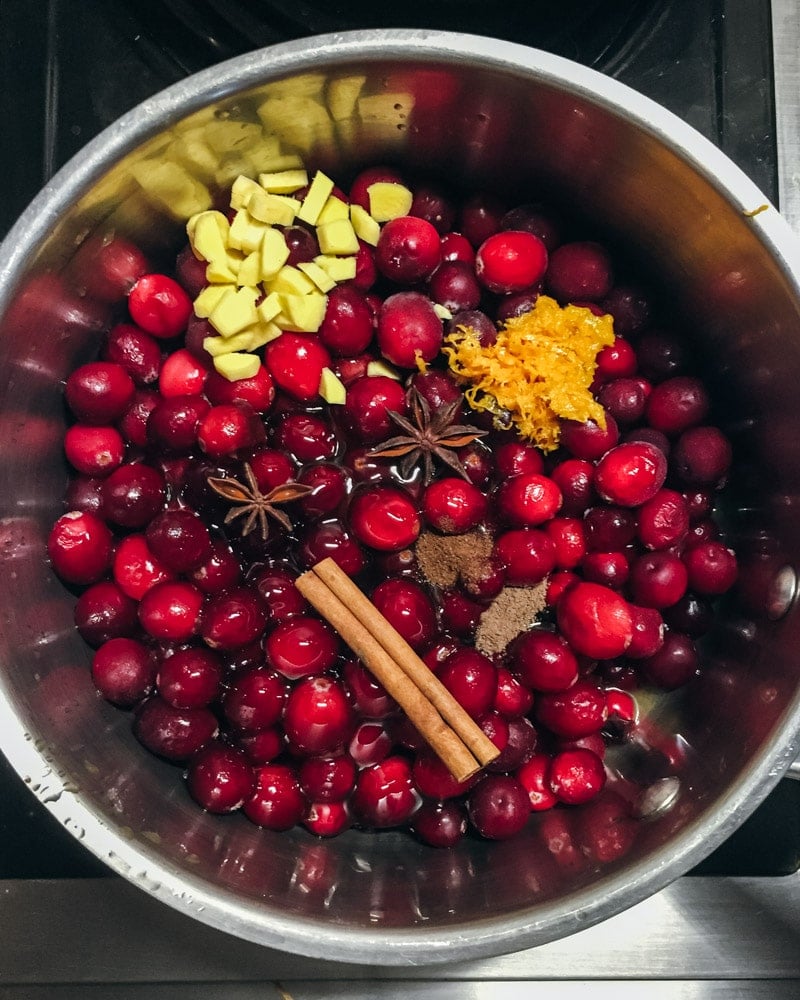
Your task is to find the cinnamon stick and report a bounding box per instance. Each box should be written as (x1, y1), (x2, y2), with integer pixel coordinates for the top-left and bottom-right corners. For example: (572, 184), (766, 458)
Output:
(295, 569), (482, 783)
(309, 557), (500, 768)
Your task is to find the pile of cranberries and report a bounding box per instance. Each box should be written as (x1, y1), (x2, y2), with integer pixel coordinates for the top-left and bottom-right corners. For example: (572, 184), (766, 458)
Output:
(46, 164), (738, 848)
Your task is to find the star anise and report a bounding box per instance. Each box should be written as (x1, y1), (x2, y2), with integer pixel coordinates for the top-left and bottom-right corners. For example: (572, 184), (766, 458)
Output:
(368, 386), (487, 484)
(207, 463), (314, 540)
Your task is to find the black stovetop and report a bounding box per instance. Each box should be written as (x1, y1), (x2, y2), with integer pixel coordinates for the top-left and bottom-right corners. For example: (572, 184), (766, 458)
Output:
(1, 0), (797, 882)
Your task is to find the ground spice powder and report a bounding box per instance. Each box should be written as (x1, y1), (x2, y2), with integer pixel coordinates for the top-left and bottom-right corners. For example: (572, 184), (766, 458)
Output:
(475, 582), (548, 656)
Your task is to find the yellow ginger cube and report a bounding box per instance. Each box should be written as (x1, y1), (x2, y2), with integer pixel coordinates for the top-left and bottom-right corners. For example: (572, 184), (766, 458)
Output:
(275, 292), (328, 332)
(247, 189), (300, 226)
(249, 322), (284, 349)
(259, 168), (309, 193)
(214, 352), (262, 382)
(318, 367), (347, 404)
(298, 260), (336, 293)
(367, 181), (413, 222)
(193, 284), (233, 318)
(316, 218), (359, 255)
(313, 254), (357, 282)
(317, 196), (350, 225)
(260, 227), (291, 280)
(230, 174), (265, 211)
(209, 286), (259, 338)
(228, 209), (269, 254)
(296, 170), (335, 226)
(269, 265), (317, 296)
(350, 203), (380, 246)
(203, 331), (256, 356)
(257, 291), (283, 324)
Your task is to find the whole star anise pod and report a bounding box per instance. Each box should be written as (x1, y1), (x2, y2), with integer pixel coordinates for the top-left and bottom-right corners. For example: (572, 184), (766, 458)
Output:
(368, 386), (487, 484)
(207, 463), (314, 540)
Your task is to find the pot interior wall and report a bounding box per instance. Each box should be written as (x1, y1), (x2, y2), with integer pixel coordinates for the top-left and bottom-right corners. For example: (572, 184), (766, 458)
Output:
(1, 46), (800, 955)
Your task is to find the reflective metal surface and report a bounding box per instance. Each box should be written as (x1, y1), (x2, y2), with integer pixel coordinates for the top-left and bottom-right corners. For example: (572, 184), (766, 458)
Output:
(2, 29), (800, 966)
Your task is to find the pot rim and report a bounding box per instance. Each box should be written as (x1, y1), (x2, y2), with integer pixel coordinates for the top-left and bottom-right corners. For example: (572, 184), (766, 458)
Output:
(2, 27), (800, 967)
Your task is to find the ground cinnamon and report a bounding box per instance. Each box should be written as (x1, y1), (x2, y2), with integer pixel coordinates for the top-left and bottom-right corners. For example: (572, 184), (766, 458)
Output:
(475, 582), (549, 656)
(415, 530), (493, 590)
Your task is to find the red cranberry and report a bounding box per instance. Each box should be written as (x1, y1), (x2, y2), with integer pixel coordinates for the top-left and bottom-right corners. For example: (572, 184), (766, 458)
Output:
(584, 505), (637, 551)
(342, 658), (397, 718)
(409, 369), (463, 410)
(318, 285), (374, 357)
(412, 752), (475, 800)
(428, 260), (481, 313)
(513, 628), (579, 692)
(447, 309), (497, 347)
(48, 510), (113, 585)
(70, 233), (150, 303)
(594, 441), (667, 507)
(190, 540), (241, 594)
(494, 528), (557, 585)
(440, 232), (475, 264)
(626, 604), (665, 658)
(645, 376), (710, 435)
(174, 243), (208, 297)
(636, 329), (686, 382)
(133, 697), (218, 761)
(248, 448), (295, 492)
(74, 580), (138, 647)
(243, 764), (306, 830)
(536, 678), (608, 738)
(494, 442), (544, 478)
(128, 273), (192, 338)
(467, 775), (529, 840)
(371, 578), (436, 650)
(265, 615), (339, 679)
(496, 289), (542, 323)
(422, 637), (463, 675)
(549, 748), (606, 805)
(303, 801), (351, 838)
(517, 754), (558, 810)
(544, 517), (586, 568)
(629, 551), (688, 608)
(501, 203), (562, 251)
(236, 727), (283, 764)
(475, 230), (548, 294)
(412, 800), (468, 848)
(683, 540), (738, 595)
(65, 361), (135, 424)
(547, 570), (579, 605)
(376, 215), (442, 284)
(488, 715), (538, 772)
(594, 337), (637, 383)
(349, 485), (421, 551)
(187, 743), (254, 813)
(560, 414), (619, 460)
(459, 193), (504, 247)
(201, 586), (268, 650)
(410, 184), (456, 233)
(62, 475), (108, 517)
(637, 488), (689, 550)
(145, 508), (212, 573)
(377, 292), (442, 368)
(664, 592), (714, 637)
(283, 675), (353, 756)
(440, 591), (483, 637)
(582, 550), (630, 589)
(222, 668), (288, 732)
(597, 377), (647, 425)
(550, 458), (595, 514)
(641, 632), (699, 689)
(204, 365), (275, 413)
(557, 582), (633, 659)
(101, 463), (165, 529)
(157, 647), (223, 709)
(422, 477), (487, 533)
(250, 564), (306, 622)
(299, 755), (357, 802)
(546, 241), (613, 302)
(493, 666), (535, 717)
(158, 347), (208, 398)
(295, 463), (348, 520)
(496, 473), (562, 526)
(352, 756), (421, 829)
(64, 424), (125, 477)
(299, 521), (367, 576)
(343, 375), (408, 444)
(601, 285), (651, 337)
(147, 394), (210, 453)
(671, 425), (732, 486)
(348, 720), (393, 767)
(274, 412), (338, 463)
(264, 333), (331, 401)
(118, 389), (160, 446)
(439, 648), (497, 718)
(198, 401), (266, 458)
(91, 638), (156, 706)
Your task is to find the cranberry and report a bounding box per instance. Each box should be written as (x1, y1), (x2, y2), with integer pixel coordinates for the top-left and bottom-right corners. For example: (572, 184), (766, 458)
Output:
(412, 800), (468, 848)
(410, 184), (456, 233)
(244, 763), (306, 830)
(303, 801), (351, 837)
(318, 285), (374, 357)
(594, 337), (637, 384)
(65, 361), (135, 424)
(459, 193), (504, 247)
(371, 578), (436, 650)
(550, 458), (595, 514)
(582, 550), (630, 589)
(197, 401), (266, 458)
(664, 592), (714, 637)
(236, 727), (283, 764)
(299, 755), (356, 803)
(376, 215), (442, 284)
(348, 720), (393, 767)
(118, 389), (160, 446)
(128, 273), (192, 338)
(138, 580), (204, 642)
(641, 632), (699, 689)
(467, 775), (529, 840)
(299, 521), (367, 576)
(133, 697), (218, 761)
(70, 233), (150, 303)
(671, 425), (732, 485)
(91, 638), (156, 706)
(174, 243), (208, 297)
(158, 347), (208, 398)
(475, 230), (548, 294)
(557, 582), (633, 659)
(513, 629), (578, 692)
(190, 540), (241, 595)
(274, 412), (338, 463)
(626, 604), (665, 658)
(141, 508), (210, 574)
(349, 485), (421, 551)
(517, 754), (558, 811)
(448, 309), (497, 347)
(440, 232), (475, 264)
(157, 647), (223, 709)
(422, 637), (463, 675)
(440, 591), (483, 637)
(427, 260), (481, 313)
(584, 506), (637, 551)
(501, 204), (562, 251)
(597, 377), (647, 425)
(544, 517), (586, 568)
(488, 715), (538, 772)
(48, 510), (113, 585)
(683, 540), (738, 595)
(352, 756), (421, 829)
(629, 551), (688, 608)
(283, 675), (353, 756)
(101, 463), (166, 528)
(74, 580), (138, 647)
(548, 570), (580, 605)
(637, 488), (689, 550)
(282, 224), (320, 265)
(64, 424), (125, 477)
(493, 666), (535, 717)
(342, 658), (397, 718)
(549, 748), (606, 805)
(495, 289), (542, 323)
(264, 333), (331, 401)
(685, 484), (716, 521)
(645, 376), (710, 435)
(536, 678), (608, 738)
(594, 442), (667, 507)
(248, 448), (296, 492)
(560, 414), (619, 460)
(377, 292), (442, 368)
(409, 369), (463, 410)
(636, 329), (687, 382)
(412, 752), (475, 800)
(494, 528), (556, 585)
(187, 743), (254, 813)
(147, 394), (210, 453)
(546, 241), (613, 302)
(204, 365), (275, 413)
(344, 375), (408, 444)
(438, 648), (497, 718)
(265, 615), (339, 679)
(422, 477), (487, 534)
(496, 473), (562, 526)
(222, 668), (288, 732)
(601, 285), (651, 337)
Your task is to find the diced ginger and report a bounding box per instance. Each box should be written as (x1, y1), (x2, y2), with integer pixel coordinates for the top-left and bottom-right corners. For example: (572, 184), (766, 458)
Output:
(206, 249), (243, 284)
(209, 286), (259, 338)
(187, 210), (229, 260)
(350, 204), (380, 246)
(230, 174), (265, 211)
(298, 260), (336, 293)
(214, 352), (261, 382)
(247, 189), (300, 226)
(257, 291), (283, 324)
(433, 303), (453, 321)
(260, 227), (290, 280)
(228, 209), (269, 254)
(259, 168), (309, 193)
(269, 265), (317, 296)
(193, 284), (233, 318)
(249, 322), (284, 349)
(236, 250), (262, 288)
(368, 181), (413, 222)
(316, 218), (359, 256)
(313, 254), (357, 282)
(317, 196), (350, 225)
(366, 360), (401, 380)
(203, 330), (255, 356)
(275, 292), (328, 332)
(318, 367), (347, 404)
(296, 170), (335, 226)
(257, 153), (305, 173)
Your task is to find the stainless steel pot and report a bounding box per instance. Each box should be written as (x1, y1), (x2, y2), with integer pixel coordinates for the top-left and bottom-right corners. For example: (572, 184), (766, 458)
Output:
(2, 30), (800, 966)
